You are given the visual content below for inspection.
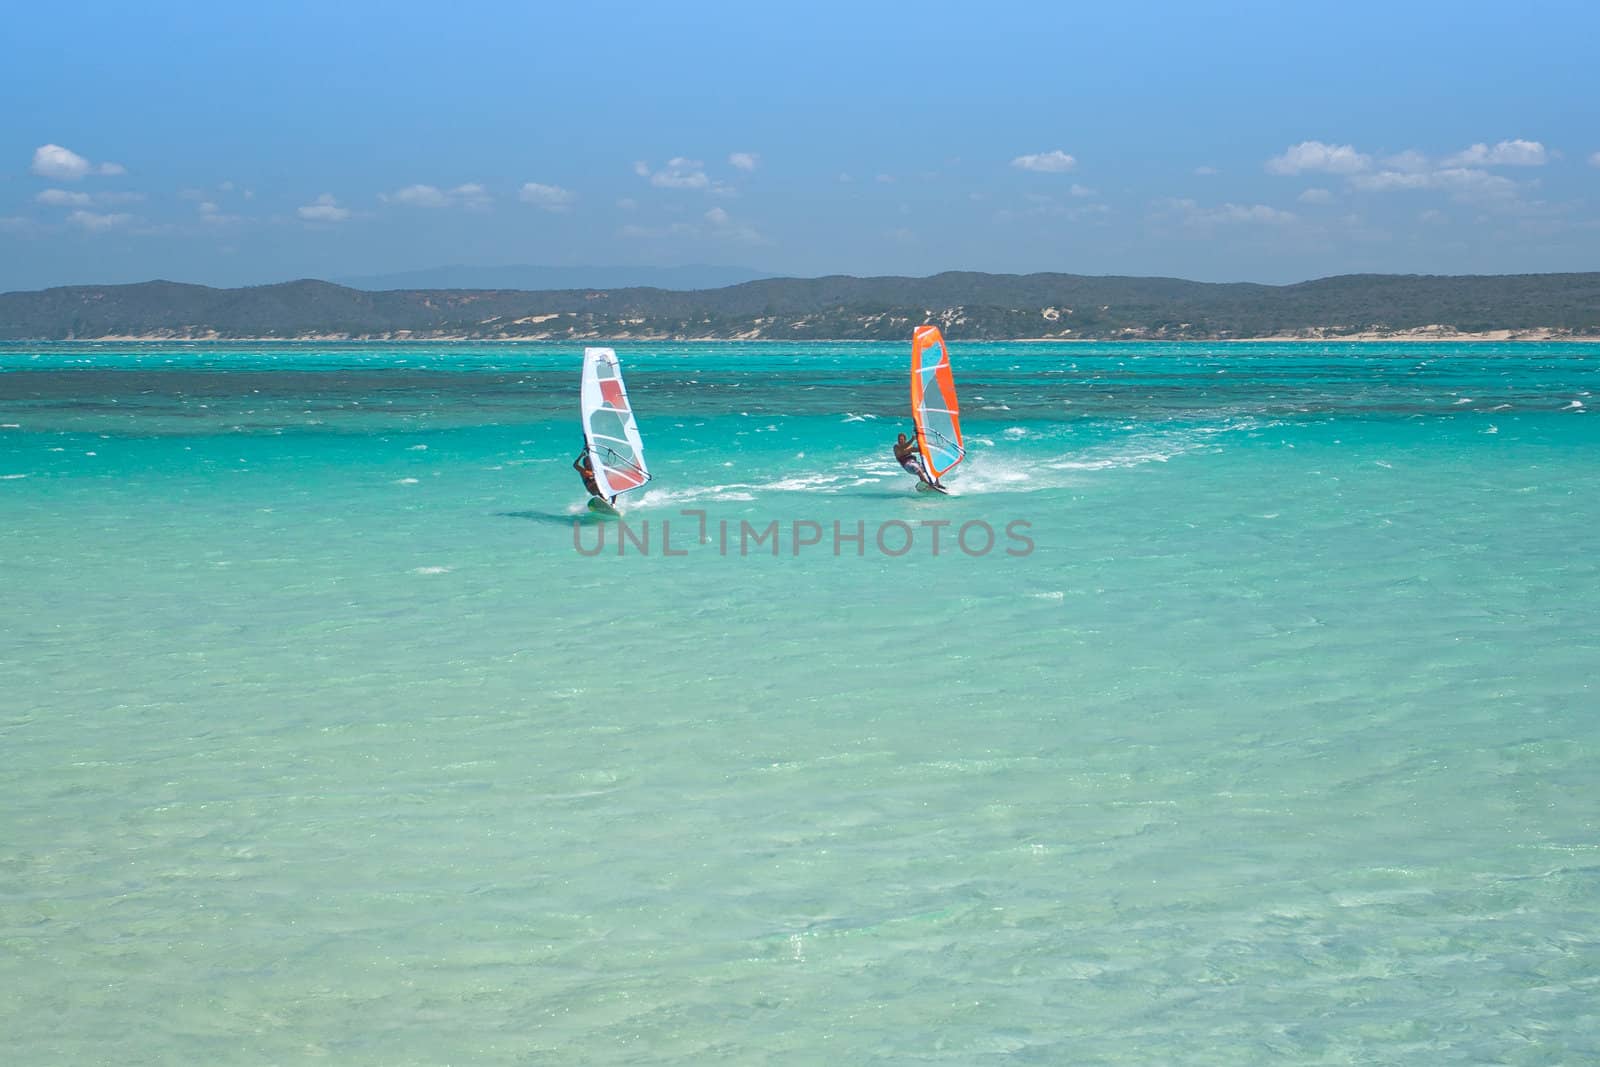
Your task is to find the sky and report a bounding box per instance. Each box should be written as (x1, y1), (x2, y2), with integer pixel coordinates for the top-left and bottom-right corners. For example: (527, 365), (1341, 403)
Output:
(3, 0), (1598, 291)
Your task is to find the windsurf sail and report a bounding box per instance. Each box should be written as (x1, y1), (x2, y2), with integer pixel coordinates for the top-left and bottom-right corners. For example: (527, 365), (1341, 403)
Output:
(580, 347), (651, 499)
(910, 325), (964, 479)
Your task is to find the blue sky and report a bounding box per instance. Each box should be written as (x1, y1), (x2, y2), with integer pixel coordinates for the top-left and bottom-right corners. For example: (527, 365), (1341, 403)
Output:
(3, 0), (1597, 290)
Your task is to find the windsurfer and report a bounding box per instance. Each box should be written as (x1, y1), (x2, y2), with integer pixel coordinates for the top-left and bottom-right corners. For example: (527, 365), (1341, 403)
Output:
(574, 447), (608, 502)
(894, 431), (934, 485)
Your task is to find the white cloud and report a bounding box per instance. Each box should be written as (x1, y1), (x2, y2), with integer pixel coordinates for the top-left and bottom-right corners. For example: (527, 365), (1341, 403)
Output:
(382, 183), (492, 209)
(1297, 188), (1333, 204)
(729, 152), (759, 172)
(519, 182), (575, 211)
(875, 174), (895, 184)
(619, 221), (696, 240)
(704, 205), (764, 242)
(1265, 141), (1371, 175)
(617, 197), (638, 211)
(197, 201), (243, 225)
(652, 158), (710, 189)
(1349, 165), (1519, 203)
(298, 194), (350, 222)
(1011, 149), (1077, 173)
(30, 144), (124, 180)
(1348, 170), (1433, 192)
(183, 183), (250, 219)
(1159, 198), (1296, 226)
(1445, 139), (1547, 166)
(1383, 150), (1431, 173)
(36, 188), (92, 207)
(1069, 183), (1095, 198)
(1211, 203), (1297, 224)
(1433, 167), (1520, 201)
(67, 210), (133, 231)
(1194, 166), (1219, 176)
(31, 144), (90, 180)
(36, 188), (143, 208)
(386, 183), (450, 207)
(633, 157), (734, 194)
(452, 183), (492, 210)
(1346, 143), (1543, 211)
(1419, 209), (1448, 225)
(1590, 151), (1600, 167)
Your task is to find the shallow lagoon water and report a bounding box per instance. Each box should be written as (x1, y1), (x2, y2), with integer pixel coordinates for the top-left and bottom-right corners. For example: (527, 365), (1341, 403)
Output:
(2, 342), (1597, 1063)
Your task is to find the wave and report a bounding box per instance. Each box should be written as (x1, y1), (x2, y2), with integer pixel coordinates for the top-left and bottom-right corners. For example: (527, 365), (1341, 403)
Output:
(621, 421), (1244, 503)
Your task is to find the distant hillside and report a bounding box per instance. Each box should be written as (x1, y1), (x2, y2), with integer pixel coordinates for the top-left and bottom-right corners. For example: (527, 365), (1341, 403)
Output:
(332, 263), (773, 292)
(3, 272), (1599, 341)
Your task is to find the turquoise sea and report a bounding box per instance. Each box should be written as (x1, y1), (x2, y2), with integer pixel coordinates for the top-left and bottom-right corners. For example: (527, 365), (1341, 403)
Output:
(3, 341), (1597, 1064)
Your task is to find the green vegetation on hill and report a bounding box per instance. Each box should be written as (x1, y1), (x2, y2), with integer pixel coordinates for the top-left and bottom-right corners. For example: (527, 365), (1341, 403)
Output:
(2, 272), (1598, 340)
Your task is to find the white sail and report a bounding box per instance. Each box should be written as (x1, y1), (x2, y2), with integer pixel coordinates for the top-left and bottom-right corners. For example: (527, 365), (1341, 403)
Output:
(580, 347), (650, 500)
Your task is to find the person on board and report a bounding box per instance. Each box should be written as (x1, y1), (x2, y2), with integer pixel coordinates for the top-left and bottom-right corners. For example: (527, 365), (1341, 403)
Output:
(573, 445), (609, 502)
(894, 431), (934, 486)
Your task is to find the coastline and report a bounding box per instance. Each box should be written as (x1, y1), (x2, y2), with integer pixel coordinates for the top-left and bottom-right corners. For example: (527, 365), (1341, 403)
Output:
(7, 274), (1598, 346)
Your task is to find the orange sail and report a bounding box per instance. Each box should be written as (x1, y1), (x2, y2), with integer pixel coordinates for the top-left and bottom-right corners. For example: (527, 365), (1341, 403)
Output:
(910, 325), (964, 478)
